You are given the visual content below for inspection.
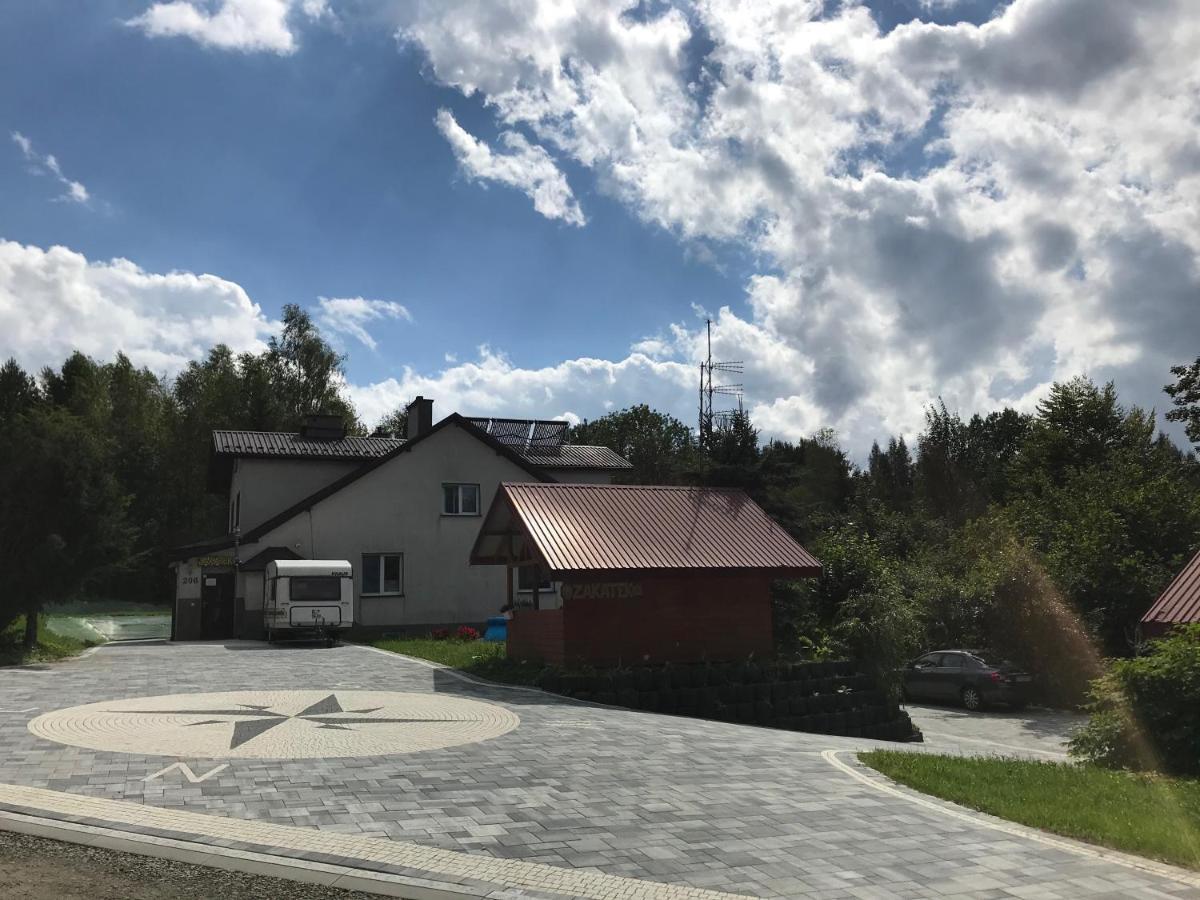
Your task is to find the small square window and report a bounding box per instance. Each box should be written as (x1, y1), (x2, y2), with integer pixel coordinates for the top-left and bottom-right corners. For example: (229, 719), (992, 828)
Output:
(443, 483), (481, 516)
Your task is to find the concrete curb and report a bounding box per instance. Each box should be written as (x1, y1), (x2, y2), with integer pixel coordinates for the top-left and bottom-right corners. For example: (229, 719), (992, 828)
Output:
(0, 807), (486, 899)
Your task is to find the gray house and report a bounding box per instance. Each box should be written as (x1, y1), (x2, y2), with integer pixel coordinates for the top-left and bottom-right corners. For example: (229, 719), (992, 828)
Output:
(171, 397), (631, 641)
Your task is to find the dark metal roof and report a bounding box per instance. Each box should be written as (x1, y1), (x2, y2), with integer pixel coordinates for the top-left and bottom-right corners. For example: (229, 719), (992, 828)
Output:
(212, 430), (402, 461)
(1142, 548), (1200, 629)
(471, 483), (821, 578)
(168, 534), (236, 560)
(212, 427), (627, 469)
(521, 445), (632, 470)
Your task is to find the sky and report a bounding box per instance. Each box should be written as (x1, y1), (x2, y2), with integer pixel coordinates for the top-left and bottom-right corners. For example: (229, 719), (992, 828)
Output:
(1, 0), (1198, 457)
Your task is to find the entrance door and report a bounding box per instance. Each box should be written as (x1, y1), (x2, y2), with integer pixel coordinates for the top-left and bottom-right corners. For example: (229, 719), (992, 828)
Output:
(200, 573), (235, 640)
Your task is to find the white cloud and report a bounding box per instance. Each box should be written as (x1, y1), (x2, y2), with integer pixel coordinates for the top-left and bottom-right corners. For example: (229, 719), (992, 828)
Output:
(347, 344), (693, 431)
(0, 239), (694, 443)
(395, 0), (1200, 453)
(0, 239), (274, 375)
(11, 132), (90, 205)
(52, 0), (1200, 454)
(434, 109), (586, 226)
(316, 296), (412, 351)
(127, 0), (327, 54)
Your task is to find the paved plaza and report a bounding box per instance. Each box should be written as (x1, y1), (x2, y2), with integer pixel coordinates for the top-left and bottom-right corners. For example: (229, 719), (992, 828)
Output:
(0, 640), (1196, 899)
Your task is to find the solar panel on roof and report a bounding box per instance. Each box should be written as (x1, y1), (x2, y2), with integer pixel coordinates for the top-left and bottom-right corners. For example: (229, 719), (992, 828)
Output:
(491, 420), (534, 446)
(465, 417), (568, 450)
(529, 420), (568, 449)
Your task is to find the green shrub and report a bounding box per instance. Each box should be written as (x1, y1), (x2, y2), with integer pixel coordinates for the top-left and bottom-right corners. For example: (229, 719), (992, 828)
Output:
(1070, 624), (1200, 774)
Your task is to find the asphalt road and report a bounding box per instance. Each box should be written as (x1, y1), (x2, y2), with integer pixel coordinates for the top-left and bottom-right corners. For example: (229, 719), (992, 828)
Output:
(903, 701), (1086, 759)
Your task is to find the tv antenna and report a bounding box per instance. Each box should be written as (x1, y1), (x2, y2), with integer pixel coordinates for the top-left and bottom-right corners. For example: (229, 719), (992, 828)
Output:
(698, 318), (744, 451)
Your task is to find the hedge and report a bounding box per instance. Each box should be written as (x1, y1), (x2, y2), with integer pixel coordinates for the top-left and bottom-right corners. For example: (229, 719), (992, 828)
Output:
(1069, 624), (1200, 774)
(537, 659), (920, 742)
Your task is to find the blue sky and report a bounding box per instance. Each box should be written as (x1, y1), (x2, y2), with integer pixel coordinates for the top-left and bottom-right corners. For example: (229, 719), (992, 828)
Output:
(2, 0), (1197, 453)
(1, 1), (744, 383)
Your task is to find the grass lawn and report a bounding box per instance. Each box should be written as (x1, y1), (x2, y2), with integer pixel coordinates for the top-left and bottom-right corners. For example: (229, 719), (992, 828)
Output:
(0, 616), (94, 667)
(371, 637), (546, 686)
(861, 750), (1200, 870)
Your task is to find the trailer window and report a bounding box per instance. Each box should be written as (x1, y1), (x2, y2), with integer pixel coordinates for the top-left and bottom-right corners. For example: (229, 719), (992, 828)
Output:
(289, 577), (342, 602)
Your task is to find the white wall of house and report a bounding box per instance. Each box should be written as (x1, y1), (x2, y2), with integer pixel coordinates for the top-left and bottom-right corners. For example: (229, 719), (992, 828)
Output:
(242, 571), (265, 612)
(235, 423), (575, 628)
(229, 457), (361, 532)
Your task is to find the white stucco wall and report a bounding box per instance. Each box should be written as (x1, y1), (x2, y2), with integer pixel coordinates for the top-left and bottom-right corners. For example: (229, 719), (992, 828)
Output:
(242, 571), (265, 611)
(236, 424), (550, 628)
(230, 457), (362, 532)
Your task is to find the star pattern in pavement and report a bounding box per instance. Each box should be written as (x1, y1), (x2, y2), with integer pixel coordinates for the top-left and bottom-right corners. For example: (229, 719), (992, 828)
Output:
(113, 694), (473, 748)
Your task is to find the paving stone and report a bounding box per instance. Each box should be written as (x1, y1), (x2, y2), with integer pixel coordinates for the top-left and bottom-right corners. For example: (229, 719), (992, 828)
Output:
(0, 641), (1195, 899)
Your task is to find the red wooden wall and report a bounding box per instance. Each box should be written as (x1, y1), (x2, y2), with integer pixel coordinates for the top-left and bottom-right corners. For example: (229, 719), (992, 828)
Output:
(507, 608), (566, 665)
(508, 574), (774, 667)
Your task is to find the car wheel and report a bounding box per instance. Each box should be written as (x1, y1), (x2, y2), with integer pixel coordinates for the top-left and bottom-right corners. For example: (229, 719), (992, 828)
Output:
(961, 686), (984, 711)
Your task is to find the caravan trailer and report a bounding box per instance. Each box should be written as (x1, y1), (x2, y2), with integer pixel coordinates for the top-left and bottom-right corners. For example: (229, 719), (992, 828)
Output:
(264, 559), (354, 645)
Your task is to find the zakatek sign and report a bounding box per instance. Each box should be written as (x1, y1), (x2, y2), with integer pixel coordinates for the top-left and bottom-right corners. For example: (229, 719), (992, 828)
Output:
(561, 582), (643, 601)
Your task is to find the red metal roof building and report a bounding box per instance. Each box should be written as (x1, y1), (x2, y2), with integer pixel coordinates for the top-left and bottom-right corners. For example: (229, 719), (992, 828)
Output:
(1141, 548), (1200, 638)
(470, 483), (821, 666)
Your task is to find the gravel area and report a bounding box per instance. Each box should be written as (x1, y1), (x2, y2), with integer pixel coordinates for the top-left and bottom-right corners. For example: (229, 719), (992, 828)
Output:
(0, 829), (381, 900)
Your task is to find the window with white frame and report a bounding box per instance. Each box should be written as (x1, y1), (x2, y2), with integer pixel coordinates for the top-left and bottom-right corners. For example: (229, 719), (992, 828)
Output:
(442, 483), (480, 516)
(362, 553), (403, 596)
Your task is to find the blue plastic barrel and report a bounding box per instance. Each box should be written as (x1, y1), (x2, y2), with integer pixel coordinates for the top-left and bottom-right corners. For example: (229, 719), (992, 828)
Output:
(483, 616), (507, 642)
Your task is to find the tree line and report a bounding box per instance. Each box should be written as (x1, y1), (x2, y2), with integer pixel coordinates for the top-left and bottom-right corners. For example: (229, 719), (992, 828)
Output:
(0, 305), (368, 645)
(572, 372), (1200, 701)
(2, 300), (1198, 694)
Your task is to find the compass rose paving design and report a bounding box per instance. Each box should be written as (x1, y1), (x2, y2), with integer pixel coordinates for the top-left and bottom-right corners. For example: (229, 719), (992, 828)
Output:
(27, 690), (519, 759)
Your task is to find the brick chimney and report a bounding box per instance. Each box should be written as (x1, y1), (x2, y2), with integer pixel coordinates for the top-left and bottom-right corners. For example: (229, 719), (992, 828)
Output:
(406, 396), (433, 439)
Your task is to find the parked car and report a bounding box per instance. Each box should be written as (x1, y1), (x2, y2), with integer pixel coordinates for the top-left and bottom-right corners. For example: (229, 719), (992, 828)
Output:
(901, 649), (1033, 711)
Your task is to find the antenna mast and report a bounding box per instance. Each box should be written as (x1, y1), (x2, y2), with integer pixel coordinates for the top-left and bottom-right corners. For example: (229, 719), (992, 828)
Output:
(698, 318), (744, 452)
